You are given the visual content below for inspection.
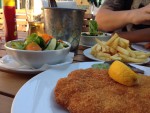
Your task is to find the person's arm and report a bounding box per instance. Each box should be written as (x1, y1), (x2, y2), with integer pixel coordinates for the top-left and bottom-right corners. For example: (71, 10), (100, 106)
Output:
(117, 28), (150, 43)
(95, 7), (132, 31)
(95, 4), (150, 31)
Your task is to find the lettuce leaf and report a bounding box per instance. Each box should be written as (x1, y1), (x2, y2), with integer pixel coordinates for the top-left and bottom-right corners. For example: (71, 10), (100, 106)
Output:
(92, 63), (110, 69)
(89, 20), (98, 36)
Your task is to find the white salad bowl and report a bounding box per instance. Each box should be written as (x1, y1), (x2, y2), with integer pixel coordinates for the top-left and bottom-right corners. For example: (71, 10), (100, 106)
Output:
(80, 32), (111, 47)
(4, 39), (71, 68)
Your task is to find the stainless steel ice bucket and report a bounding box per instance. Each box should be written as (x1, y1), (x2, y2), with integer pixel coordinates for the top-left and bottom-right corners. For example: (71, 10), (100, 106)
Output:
(43, 8), (85, 52)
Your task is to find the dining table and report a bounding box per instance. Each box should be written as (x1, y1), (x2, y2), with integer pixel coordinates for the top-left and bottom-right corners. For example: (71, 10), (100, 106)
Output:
(0, 30), (150, 113)
(0, 30), (94, 113)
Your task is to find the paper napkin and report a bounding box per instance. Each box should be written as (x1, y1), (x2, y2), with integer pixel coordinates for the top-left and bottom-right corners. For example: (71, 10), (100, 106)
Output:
(0, 52), (74, 70)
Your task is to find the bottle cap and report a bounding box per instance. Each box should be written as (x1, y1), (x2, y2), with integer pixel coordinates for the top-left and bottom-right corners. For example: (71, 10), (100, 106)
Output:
(3, 0), (15, 6)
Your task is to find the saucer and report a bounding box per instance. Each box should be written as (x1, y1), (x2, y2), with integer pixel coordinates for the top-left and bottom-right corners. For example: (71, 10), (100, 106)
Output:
(0, 53), (74, 74)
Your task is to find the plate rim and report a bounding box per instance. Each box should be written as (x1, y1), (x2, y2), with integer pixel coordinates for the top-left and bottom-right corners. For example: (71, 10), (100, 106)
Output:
(0, 53), (73, 74)
(81, 32), (112, 37)
(83, 48), (150, 65)
(131, 43), (150, 52)
(11, 62), (103, 113)
(11, 62), (150, 113)
(0, 62), (44, 74)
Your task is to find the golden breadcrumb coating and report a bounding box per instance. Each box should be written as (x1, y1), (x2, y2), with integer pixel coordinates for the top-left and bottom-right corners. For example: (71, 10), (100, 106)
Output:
(54, 68), (150, 113)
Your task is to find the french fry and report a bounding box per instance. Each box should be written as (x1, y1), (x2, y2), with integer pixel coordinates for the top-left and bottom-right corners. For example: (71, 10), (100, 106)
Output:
(131, 50), (148, 59)
(102, 41), (110, 53)
(113, 53), (119, 57)
(120, 38), (129, 48)
(119, 53), (147, 63)
(144, 52), (150, 57)
(95, 38), (104, 47)
(96, 56), (111, 61)
(101, 47), (106, 52)
(95, 38), (110, 53)
(117, 46), (130, 56)
(134, 51), (150, 57)
(91, 49), (96, 54)
(136, 54), (148, 59)
(102, 41), (106, 45)
(110, 47), (117, 55)
(106, 46), (110, 53)
(96, 52), (111, 58)
(118, 38), (126, 48)
(96, 44), (102, 52)
(110, 54), (122, 60)
(92, 51), (111, 61)
(110, 37), (119, 49)
(91, 45), (97, 55)
(127, 47), (136, 58)
(106, 33), (118, 46)
(91, 44), (97, 50)
(91, 33), (149, 63)
(92, 44), (101, 52)
(95, 38), (107, 52)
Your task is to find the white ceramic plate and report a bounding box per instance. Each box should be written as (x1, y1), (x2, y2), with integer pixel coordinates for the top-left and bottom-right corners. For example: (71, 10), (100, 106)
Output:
(11, 62), (150, 113)
(131, 42), (150, 52)
(83, 48), (150, 65)
(0, 54), (73, 75)
(0, 63), (44, 74)
(80, 32), (111, 47)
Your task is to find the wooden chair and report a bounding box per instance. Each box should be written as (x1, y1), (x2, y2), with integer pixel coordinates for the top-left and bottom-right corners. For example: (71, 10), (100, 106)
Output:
(0, 10), (4, 30)
(0, 9), (93, 33)
(0, 9), (28, 32)
(16, 13), (28, 32)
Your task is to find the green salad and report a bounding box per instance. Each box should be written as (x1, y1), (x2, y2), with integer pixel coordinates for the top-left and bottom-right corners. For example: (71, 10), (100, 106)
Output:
(92, 63), (110, 69)
(89, 20), (98, 36)
(9, 33), (69, 51)
(81, 20), (103, 36)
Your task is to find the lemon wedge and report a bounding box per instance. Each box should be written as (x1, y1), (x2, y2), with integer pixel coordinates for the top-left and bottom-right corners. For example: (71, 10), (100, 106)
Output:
(108, 61), (138, 86)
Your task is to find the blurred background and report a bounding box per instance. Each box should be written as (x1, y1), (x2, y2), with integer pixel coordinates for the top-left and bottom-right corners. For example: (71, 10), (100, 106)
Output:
(0, 0), (105, 31)
(0, 0), (105, 13)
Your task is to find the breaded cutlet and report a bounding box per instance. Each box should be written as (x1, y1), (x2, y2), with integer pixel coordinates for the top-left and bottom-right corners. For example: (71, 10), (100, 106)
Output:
(54, 68), (150, 113)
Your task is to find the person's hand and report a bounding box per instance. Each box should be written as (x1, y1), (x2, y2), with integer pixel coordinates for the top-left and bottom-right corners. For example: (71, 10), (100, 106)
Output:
(131, 3), (150, 25)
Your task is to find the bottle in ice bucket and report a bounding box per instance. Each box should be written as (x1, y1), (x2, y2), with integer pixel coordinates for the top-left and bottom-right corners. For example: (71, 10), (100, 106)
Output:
(3, 0), (18, 42)
(25, 0), (45, 36)
(48, 0), (57, 7)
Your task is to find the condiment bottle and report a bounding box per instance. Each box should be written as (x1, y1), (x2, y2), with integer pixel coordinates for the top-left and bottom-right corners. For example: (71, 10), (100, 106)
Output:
(48, 0), (57, 7)
(3, 0), (18, 42)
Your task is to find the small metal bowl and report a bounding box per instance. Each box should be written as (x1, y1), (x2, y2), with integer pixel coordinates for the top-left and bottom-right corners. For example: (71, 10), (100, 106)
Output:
(80, 32), (111, 47)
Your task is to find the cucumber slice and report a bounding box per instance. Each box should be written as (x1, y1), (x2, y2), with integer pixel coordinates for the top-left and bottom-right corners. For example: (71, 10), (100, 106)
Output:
(56, 42), (64, 50)
(45, 38), (57, 50)
(62, 42), (69, 48)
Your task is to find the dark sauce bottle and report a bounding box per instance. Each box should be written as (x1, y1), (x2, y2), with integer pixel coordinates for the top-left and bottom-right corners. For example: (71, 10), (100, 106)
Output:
(3, 0), (18, 42)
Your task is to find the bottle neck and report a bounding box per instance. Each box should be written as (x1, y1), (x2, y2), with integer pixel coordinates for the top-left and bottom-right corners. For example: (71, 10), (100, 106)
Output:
(48, 0), (57, 7)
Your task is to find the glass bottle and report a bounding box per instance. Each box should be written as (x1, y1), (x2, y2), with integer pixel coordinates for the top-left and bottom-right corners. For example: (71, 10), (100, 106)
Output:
(88, 0), (101, 7)
(25, 0), (44, 36)
(48, 0), (57, 7)
(3, 0), (18, 42)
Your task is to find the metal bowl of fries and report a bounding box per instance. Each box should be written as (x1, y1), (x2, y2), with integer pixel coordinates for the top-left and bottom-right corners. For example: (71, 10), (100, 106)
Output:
(80, 32), (111, 47)
(90, 33), (150, 64)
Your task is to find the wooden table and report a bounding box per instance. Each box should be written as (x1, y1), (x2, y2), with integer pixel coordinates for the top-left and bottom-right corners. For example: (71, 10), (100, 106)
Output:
(0, 30), (94, 113)
(0, 30), (150, 113)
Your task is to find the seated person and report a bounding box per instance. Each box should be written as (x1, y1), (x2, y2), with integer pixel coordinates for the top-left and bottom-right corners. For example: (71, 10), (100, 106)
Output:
(95, 0), (150, 43)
